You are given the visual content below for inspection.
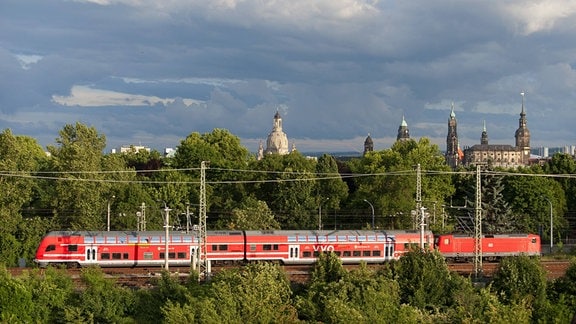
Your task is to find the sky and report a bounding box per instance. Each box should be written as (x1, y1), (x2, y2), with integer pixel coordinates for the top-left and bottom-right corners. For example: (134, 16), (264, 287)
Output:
(1, 1), (576, 155)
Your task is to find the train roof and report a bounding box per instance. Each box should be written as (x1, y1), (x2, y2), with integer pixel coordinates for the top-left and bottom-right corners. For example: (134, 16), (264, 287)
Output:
(438, 233), (538, 238)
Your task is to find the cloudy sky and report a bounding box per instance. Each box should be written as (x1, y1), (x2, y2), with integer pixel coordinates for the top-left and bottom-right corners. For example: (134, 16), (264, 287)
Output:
(1, 1), (576, 155)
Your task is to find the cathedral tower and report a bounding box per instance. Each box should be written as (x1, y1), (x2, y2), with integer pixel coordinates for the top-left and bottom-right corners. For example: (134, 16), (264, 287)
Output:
(363, 133), (374, 156)
(396, 115), (410, 142)
(514, 92), (531, 163)
(481, 120), (488, 145)
(445, 102), (461, 168)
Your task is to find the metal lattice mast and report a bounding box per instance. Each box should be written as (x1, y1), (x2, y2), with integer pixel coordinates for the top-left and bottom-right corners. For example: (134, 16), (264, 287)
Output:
(474, 164), (483, 278)
(198, 161), (209, 278)
(415, 163), (422, 230)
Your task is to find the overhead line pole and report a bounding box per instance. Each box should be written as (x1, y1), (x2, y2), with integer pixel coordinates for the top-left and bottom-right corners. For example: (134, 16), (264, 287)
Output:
(198, 161), (209, 280)
(474, 164), (483, 279)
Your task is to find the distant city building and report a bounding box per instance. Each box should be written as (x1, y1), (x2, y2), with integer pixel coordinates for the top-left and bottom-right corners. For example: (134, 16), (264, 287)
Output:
(396, 115), (410, 142)
(462, 93), (531, 168)
(363, 133), (374, 156)
(116, 145), (151, 154)
(258, 110), (293, 160)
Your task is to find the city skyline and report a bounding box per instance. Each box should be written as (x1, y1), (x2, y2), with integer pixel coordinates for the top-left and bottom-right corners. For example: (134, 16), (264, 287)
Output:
(1, 1), (576, 154)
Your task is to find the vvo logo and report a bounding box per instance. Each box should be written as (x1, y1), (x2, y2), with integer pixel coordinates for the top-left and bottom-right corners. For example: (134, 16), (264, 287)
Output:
(313, 245), (334, 252)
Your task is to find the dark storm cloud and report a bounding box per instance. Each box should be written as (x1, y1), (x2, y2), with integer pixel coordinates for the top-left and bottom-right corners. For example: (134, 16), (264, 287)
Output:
(1, 0), (576, 153)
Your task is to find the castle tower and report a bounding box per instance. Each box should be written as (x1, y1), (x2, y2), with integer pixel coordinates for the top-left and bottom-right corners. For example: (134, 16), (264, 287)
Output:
(363, 133), (374, 156)
(445, 102), (461, 168)
(481, 120), (488, 145)
(265, 110), (289, 155)
(514, 92), (531, 163)
(396, 115), (410, 142)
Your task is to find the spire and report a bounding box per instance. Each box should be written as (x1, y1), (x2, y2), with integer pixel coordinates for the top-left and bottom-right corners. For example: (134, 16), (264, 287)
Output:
(401, 114), (407, 127)
(450, 101), (456, 119)
(481, 120), (488, 145)
(364, 133), (374, 155)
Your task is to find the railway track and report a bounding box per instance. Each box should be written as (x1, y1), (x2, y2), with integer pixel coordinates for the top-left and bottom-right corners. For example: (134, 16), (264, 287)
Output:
(7, 260), (571, 287)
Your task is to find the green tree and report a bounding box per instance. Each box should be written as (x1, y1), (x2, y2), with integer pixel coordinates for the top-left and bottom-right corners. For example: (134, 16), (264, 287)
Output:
(65, 267), (135, 323)
(46, 122), (110, 230)
(349, 138), (453, 229)
(393, 249), (455, 310)
(0, 130), (47, 265)
(223, 197), (280, 230)
(491, 255), (547, 305)
(250, 152), (319, 229)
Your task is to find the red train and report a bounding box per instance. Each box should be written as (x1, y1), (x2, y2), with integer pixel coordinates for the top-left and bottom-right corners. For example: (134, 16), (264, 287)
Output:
(34, 230), (396, 267)
(435, 233), (541, 262)
(33, 230), (540, 268)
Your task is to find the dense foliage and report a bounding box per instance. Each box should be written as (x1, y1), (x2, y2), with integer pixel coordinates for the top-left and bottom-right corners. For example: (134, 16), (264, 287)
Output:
(1, 254), (575, 323)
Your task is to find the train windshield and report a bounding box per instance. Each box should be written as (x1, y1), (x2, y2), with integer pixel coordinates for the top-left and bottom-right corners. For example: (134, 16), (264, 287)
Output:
(45, 245), (56, 252)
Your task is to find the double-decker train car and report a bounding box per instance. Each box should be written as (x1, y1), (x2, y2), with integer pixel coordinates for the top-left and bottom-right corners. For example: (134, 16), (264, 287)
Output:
(387, 230), (434, 259)
(34, 230), (396, 268)
(435, 233), (541, 262)
(243, 230), (395, 264)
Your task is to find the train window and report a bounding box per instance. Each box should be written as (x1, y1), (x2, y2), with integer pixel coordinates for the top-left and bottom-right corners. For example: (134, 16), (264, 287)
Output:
(212, 245), (218, 251)
(101, 253), (110, 259)
(328, 236), (337, 242)
(151, 237), (160, 243)
(169, 252), (176, 259)
(160, 253), (165, 259)
(178, 252), (186, 259)
(531, 238), (537, 243)
(373, 250), (381, 257)
(343, 251), (351, 257)
(96, 237), (105, 244)
(363, 251), (371, 257)
(349, 236), (357, 242)
(263, 244), (272, 251)
(443, 238), (450, 245)
(123, 253), (129, 259)
(45, 245), (56, 252)
(298, 236), (306, 242)
(182, 236), (193, 243)
(367, 236), (376, 242)
(288, 236), (296, 242)
(318, 236), (326, 242)
(106, 237), (116, 244)
(128, 237), (138, 244)
(358, 236), (366, 242)
(313, 251), (320, 257)
(68, 245), (78, 252)
(338, 236), (347, 241)
(219, 245), (228, 251)
(353, 251), (361, 257)
(377, 235), (386, 241)
(250, 244), (256, 251)
(334, 251), (341, 256)
(112, 253), (121, 260)
(303, 252), (312, 258)
(143, 252), (153, 260)
(273, 244), (279, 250)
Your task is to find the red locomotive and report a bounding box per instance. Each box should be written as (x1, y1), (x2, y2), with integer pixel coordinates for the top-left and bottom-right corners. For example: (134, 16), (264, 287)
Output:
(435, 233), (541, 262)
(34, 230), (396, 268)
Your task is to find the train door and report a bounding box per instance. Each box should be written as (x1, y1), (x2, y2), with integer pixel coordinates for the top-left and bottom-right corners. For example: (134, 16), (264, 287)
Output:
(85, 246), (98, 265)
(288, 245), (299, 262)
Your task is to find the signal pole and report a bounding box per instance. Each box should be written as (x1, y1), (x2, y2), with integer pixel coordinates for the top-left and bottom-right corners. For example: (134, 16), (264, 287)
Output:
(163, 203), (171, 271)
